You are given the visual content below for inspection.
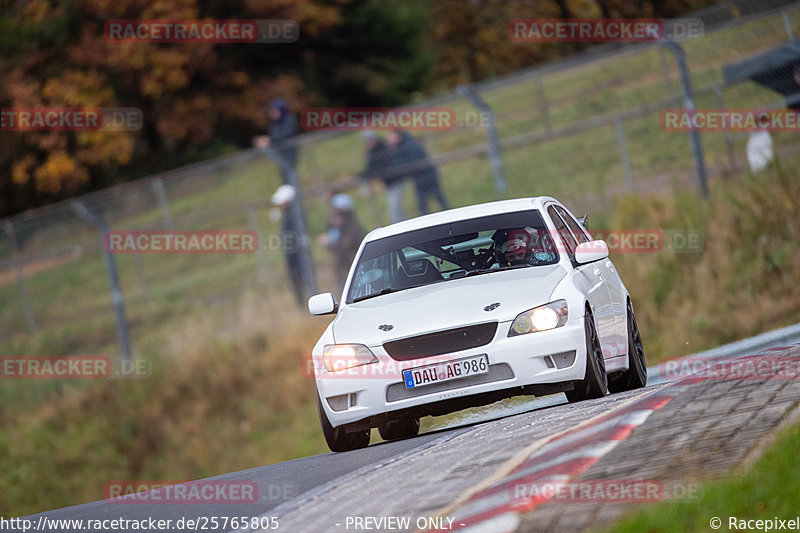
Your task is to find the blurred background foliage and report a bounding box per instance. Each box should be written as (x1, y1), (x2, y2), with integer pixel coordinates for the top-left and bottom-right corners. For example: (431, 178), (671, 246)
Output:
(0, 0), (722, 217)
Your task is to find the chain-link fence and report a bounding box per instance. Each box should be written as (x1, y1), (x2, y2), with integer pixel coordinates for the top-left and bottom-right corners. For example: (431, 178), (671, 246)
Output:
(2, 0), (799, 358)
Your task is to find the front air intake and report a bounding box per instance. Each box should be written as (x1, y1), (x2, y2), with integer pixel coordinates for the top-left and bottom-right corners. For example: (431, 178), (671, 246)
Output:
(383, 322), (498, 361)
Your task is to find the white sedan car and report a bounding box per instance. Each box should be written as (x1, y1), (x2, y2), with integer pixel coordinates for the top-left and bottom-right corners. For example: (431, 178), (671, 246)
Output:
(308, 197), (646, 452)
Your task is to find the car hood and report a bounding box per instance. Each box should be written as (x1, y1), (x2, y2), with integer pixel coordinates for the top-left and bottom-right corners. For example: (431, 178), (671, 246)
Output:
(333, 264), (567, 346)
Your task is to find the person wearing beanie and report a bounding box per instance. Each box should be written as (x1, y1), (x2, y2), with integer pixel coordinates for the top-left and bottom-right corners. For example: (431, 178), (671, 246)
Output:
(253, 98), (300, 185)
(318, 192), (366, 291)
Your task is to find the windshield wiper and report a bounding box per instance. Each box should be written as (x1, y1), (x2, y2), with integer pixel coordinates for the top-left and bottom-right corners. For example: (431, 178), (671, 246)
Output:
(466, 264), (529, 277)
(352, 287), (399, 303)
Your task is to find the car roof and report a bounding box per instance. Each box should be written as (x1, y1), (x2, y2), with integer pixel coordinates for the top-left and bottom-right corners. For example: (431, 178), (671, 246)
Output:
(364, 196), (559, 242)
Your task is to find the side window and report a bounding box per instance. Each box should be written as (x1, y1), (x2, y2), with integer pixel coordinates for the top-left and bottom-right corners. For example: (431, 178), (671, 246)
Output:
(547, 206), (576, 259)
(555, 206), (590, 244)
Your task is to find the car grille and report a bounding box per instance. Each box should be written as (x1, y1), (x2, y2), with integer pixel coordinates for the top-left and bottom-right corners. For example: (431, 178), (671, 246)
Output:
(383, 322), (498, 361)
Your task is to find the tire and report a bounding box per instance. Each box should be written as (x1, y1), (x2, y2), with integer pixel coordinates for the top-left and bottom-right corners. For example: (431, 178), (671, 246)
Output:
(316, 393), (370, 452)
(378, 417), (420, 441)
(565, 311), (609, 403)
(609, 300), (647, 393)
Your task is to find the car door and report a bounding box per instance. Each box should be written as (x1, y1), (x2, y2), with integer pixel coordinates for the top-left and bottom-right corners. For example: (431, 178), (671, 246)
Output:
(555, 205), (627, 357)
(546, 205), (615, 359)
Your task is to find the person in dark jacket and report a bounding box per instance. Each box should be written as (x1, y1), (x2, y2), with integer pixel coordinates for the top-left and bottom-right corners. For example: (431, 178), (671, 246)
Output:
(386, 129), (448, 216)
(318, 193), (366, 292)
(358, 131), (407, 223)
(254, 98), (299, 185)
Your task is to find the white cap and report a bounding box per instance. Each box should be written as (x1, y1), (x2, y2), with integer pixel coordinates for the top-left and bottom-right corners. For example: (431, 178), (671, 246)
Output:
(271, 184), (296, 206)
(331, 193), (354, 211)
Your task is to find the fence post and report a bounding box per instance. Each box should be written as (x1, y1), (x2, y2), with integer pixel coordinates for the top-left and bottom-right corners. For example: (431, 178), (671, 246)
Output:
(456, 85), (507, 197)
(132, 252), (151, 304)
(781, 9), (794, 40)
(535, 77), (553, 133)
(613, 116), (634, 192)
(712, 85), (736, 171)
(245, 205), (270, 285)
(662, 40), (709, 198)
(70, 201), (132, 361)
(3, 220), (36, 332)
(151, 178), (174, 231)
(658, 47), (678, 106)
(259, 148), (318, 299)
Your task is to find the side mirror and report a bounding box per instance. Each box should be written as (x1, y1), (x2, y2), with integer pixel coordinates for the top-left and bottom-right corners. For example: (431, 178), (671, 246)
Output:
(308, 293), (339, 315)
(574, 240), (609, 264)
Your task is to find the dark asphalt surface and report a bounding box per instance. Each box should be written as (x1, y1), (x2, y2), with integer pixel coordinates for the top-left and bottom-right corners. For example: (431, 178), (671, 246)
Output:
(17, 322), (800, 533)
(19, 427), (474, 533)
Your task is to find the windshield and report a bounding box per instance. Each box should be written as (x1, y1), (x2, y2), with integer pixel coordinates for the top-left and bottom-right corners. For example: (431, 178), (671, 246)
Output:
(346, 209), (559, 303)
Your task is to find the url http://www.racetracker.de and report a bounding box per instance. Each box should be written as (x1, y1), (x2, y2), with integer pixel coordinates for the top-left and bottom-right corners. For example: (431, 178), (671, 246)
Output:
(710, 516), (800, 532)
(0, 515), (280, 532)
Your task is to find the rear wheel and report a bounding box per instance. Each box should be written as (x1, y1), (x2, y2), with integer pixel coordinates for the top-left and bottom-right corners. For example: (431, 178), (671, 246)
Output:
(378, 417), (420, 441)
(317, 393), (370, 452)
(566, 311), (608, 403)
(609, 301), (647, 393)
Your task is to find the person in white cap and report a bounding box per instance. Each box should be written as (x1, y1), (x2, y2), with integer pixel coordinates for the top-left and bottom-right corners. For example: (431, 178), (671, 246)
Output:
(746, 114), (773, 173)
(271, 184), (305, 306)
(318, 192), (365, 291)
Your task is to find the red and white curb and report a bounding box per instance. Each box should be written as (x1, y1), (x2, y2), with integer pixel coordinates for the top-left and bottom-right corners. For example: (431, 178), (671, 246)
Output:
(434, 343), (800, 533)
(433, 386), (685, 533)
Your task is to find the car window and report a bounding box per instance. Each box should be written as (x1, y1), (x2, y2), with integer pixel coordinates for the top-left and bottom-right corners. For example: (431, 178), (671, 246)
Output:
(547, 205), (577, 259)
(555, 205), (591, 244)
(347, 209), (560, 303)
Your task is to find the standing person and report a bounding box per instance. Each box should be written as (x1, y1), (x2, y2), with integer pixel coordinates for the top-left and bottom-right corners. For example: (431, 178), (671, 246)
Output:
(387, 129), (448, 216)
(271, 184), (305, 307)
(253, 98), (299, 185)
(318, 193), (366, 292)
(358, 131), (407, 224)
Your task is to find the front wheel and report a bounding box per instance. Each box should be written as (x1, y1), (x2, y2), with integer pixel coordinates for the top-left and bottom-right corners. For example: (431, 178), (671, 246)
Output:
(317, 393), (370, 452)
(566, 311), (608, 403)
(609, 301), (647, 393)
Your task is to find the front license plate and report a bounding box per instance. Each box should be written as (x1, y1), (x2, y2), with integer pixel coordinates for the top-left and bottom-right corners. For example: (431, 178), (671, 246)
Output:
(403, 354), (489, 389)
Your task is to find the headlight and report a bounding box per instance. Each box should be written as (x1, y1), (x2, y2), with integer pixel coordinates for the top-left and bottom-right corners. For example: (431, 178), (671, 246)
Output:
(508, 300), (568, 336)
(322, 344), (378, 372)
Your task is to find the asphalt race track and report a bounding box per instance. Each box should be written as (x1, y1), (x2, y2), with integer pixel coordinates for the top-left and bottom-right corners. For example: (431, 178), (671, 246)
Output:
(20, 322), (800, 533)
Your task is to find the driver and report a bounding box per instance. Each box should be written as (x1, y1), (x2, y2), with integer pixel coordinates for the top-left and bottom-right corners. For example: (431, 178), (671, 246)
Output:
(493, 229), (534, 267)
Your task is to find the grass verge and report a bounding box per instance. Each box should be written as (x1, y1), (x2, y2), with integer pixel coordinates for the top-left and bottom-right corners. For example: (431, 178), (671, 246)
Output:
(608, 420), (800, 533)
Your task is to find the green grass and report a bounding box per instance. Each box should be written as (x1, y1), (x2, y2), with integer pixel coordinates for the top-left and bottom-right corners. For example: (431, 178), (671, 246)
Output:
(608, 421), (800, 533)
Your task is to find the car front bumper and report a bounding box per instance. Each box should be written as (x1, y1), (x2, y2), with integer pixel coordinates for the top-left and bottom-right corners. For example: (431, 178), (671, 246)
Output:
(316, 317), (588, 428)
